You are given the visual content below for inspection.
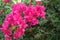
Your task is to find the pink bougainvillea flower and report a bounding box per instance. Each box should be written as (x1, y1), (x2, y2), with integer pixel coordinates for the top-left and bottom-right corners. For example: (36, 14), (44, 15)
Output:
(2, 29), (12, 35)
(5, 35), (12, 40)
(14, 27), (25, 39)
(3, 0), (11, 3)
(11, 3), (26, 12)
(36, 5), (46, 18)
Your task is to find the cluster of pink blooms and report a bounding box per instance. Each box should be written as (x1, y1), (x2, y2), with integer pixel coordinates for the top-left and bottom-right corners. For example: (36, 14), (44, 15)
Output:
(1, 3), (45, 40)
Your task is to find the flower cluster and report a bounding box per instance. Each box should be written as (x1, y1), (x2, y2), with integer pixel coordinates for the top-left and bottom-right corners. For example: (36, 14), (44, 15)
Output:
(2, 3), (45, 40)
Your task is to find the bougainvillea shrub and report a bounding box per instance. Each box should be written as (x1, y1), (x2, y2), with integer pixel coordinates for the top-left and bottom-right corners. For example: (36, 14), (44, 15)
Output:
(0, 0), (60, 40)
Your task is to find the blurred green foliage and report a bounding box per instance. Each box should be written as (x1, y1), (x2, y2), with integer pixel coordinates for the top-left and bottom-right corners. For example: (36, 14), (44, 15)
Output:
(0, 0), (60, 40)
